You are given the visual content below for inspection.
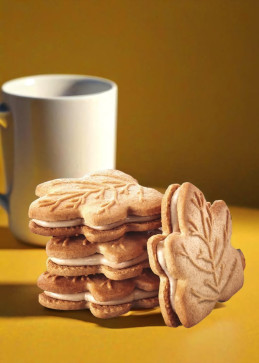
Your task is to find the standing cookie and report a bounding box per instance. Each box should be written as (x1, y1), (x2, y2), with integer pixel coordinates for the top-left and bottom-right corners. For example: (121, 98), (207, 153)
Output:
(148, 182), (245, 328)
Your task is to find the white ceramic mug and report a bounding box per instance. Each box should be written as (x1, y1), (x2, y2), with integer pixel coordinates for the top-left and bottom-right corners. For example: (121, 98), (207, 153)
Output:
(0, 74), (117, 246)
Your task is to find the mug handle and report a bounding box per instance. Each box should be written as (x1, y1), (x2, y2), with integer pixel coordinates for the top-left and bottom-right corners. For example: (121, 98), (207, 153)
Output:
(0, 103), (11, 211)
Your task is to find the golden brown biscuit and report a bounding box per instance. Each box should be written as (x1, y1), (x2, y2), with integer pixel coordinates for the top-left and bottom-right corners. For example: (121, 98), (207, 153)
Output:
(29, 220), (161, 243)
(28, 170), (162, 242)
(46, 232), (150, 260)
(38, 269), (159, 318)
(148, 182), (245, 328)
(38, 269), (159, 297)
(47, 258), (150, 280)
(45, 232), (161, 280)
(39, 294), (159, 318)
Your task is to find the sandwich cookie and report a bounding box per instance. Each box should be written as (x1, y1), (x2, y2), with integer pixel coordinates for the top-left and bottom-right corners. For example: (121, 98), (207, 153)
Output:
(29, 170), (162, 242)
(38, 269), (159, 318)
(46, 232), (158, 280)
(148, 182), (245, 328)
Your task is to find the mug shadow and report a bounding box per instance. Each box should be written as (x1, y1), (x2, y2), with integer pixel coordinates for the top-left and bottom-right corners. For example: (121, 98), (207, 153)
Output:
(0, 283), (165, 329)
(0, 227), (43, 250)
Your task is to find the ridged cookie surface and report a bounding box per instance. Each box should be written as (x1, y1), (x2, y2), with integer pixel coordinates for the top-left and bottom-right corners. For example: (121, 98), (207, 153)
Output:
(29, 170), (162, 241)
(148, 182), (245, 328)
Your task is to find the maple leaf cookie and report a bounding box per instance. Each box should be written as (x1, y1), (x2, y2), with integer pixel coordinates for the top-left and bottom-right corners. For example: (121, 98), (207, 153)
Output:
(147, 183), (245, 328)
(29, 170), (162, 242)
(45, 231), (158, 280)
(37, 269), (159, 318)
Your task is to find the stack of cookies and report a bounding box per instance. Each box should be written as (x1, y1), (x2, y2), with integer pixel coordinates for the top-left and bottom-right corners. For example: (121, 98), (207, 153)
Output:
(29, 170), (163, 318)
(29, 171), (246, 326)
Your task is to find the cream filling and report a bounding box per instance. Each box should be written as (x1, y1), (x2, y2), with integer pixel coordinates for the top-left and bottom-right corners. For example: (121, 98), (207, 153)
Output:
(32, 214), (160, 231)
(171, 187), (180, 232)
(157, 186), (181, 312)
(49, 251), (148, 269)
(157, 242), (176, 311)
(44, 288), (158, 305)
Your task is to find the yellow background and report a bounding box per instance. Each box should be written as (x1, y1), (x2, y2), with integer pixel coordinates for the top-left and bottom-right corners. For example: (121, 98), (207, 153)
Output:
(0, 206), (258, 363)
(1, 3), (258, 361)
(1, 0), (259, 207)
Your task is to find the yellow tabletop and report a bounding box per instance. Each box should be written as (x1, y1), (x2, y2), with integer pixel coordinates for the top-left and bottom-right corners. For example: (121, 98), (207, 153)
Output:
(0, 206), (258, 363)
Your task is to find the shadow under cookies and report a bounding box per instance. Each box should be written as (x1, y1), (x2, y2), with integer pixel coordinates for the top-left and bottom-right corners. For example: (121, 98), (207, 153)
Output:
(0, 283), (165, 329)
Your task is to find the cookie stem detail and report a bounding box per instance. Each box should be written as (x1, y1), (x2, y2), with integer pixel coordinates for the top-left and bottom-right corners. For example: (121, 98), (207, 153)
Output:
(180, 195), (235, 303)
(38, 179), (145, 214)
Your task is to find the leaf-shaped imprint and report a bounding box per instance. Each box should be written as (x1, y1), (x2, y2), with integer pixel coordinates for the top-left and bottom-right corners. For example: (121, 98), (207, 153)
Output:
(174, 187), (244, 313)
(38, 179), (144, 215)
(153, 182), (245, 327)
(29, 170), (162, 237)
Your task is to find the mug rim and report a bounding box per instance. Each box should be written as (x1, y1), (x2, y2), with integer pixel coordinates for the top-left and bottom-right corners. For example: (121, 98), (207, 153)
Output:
(1, 74), (117, 100)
